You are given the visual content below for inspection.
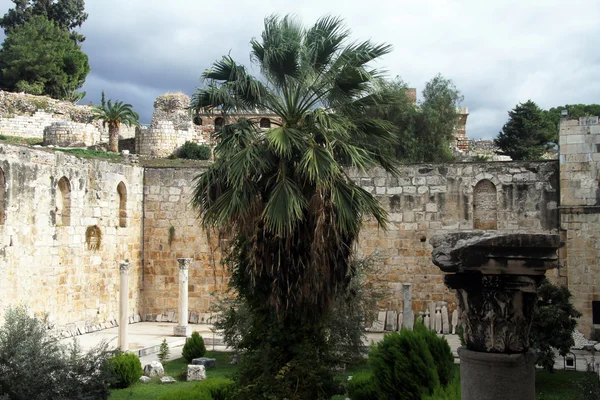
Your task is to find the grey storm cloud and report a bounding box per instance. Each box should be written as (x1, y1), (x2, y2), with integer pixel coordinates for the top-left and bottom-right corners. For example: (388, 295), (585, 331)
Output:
(0, 0), (599, 137)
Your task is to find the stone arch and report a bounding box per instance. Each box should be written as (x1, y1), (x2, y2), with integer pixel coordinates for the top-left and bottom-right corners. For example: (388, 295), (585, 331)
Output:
(117, 181), (127, 227)
(0, 168), (5, 225)
(193, 116), (203, 126)
(259, 118), (271, 128)
(56, 176), (71, 226)
(473, 179), (497, 230)
(86, 225), (102, 251)
(214, 117), (225, 128)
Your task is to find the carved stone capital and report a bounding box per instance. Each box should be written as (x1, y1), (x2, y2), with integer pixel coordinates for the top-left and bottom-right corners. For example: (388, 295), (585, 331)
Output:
(119, 261), (130, 272)
(446, 274), (539, 353)
(177, 258), (192, 270)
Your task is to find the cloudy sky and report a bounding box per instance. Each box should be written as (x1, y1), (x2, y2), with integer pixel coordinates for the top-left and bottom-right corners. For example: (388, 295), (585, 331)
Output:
(1, 0), (599, 139)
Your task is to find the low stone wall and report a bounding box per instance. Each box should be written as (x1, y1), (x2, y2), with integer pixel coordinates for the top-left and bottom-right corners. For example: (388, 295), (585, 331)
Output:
(44, 121), (100, 147)
(0, 90), (135, 143)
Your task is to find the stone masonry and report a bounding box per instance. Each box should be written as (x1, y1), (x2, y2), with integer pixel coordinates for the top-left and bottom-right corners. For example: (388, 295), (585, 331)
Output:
(0, 144), (144, 335)
(560, 116), (600, 335)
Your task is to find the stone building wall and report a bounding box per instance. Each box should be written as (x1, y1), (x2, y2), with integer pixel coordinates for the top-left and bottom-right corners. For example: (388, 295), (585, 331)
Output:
(43, 121), (101, 147)
(559, 116), (600, 336)
(0, 144), (144, 335)
(0, 90), (135, 143)
(141, 161), (559, 321)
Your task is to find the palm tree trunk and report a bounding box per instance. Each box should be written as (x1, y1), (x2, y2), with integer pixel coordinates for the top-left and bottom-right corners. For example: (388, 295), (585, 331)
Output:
(108, 123), (120, 153)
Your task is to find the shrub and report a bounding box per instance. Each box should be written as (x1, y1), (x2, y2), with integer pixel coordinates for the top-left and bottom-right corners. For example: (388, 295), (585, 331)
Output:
(422, 372), (461, 400)
(199, 378), (235, 400)
(158, 338), (170, 364)
(182, 331), (207, 363)
(177, 141), (211, 160)
(107, 352), (143, 389)
(0, 306), (114, 400)
(415, 323), (455, 386)
(347, 371), (379, 400)
(370, 330), (439, 400)
(530, 279), (581, 371)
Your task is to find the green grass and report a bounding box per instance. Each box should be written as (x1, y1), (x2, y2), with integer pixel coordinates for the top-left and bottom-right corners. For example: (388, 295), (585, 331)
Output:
(0, 134), (43, 146)
(110, 354), (600, 400)
(109, 351), (237, 400)
(54, 147), (123, 161)
(536, 369), (600, 400)
(140, 158), (212, 168)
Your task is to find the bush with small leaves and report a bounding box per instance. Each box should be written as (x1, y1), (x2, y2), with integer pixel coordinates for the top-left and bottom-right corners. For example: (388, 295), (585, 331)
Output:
(414, 323), (455, 386)
(182, 331), (207, 363)
(0, 306), (114, 400)
(107, 352), (143, 389)
(370, 329), (439, 400)
(177, 141), (211, 160)
(347, 371), (379, 400)
(158, 338), (170, 364)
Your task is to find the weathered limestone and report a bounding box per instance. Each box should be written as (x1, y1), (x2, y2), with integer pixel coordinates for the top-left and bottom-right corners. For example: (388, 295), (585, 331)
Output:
(441, 303), (449, 334)
(451, 308), (459, 334)
(174, 258), (192, 337)
(143, 361), (164, 378)
(187, 365), (206, 381)
(192, 357), (216, 368)
(118, 261), (130, 351)
(402, 284), (414, 330)
(431, 231), (560, 400)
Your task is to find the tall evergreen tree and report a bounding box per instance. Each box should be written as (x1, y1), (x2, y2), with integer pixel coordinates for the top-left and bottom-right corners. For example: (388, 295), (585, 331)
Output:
(0, 15), (89, 99)
(190, 15), (398, 399)
(0, 0), (87, 44)
(495, 100), (554, 161)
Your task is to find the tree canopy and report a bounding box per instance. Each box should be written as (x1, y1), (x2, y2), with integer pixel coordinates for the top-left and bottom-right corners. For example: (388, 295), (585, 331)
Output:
(545, 103), (600, 133)
(0, 0), (87, 44)
(369, 74), (463, 162)
(190, 14), (398, 399)
(0, 15), (89, 99)
(494, 100), (555, 161)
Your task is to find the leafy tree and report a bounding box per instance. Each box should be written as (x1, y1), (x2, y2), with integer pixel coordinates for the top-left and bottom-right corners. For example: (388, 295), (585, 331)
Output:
(371, 74), (462, 162)
(92, 98), (140, 153)
(494, 100), (555, 160)
(0, 306), (113, 399)
(0, 15), (89, 99)
(415, 74), (463, 162)
(530, 280), (581, 372)
(545, 104), (600, 134)
(190, 15), (398, 399)
(0, 0), (88, 44)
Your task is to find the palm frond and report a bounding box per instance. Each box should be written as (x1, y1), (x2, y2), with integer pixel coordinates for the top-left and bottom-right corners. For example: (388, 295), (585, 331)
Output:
(262, 177), (307, 235)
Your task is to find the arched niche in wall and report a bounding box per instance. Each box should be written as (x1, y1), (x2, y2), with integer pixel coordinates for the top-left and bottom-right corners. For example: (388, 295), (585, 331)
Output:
(0, 168), (5, 225)
(56, 176), (71, 226)
(193, 116), (203, 126)
(86, 225), (102, 251)
(214, 117), (225, 129)
(117, 181), (127, 227)
(473, 179), (498, 230)
(259, 118), (271, 128)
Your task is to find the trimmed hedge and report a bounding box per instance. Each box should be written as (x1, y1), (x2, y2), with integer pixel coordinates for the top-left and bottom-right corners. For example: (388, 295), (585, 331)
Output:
(182, 331), (207, 363)
(108, 352), (143, 389)
(177, 141), (211, 160)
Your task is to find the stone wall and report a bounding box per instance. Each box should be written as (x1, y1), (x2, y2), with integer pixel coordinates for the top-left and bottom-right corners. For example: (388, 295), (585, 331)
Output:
(0, 90), (135, 143)
(0, 144), (144, 335)
(559, 116), (600, 336)
(141, 161), (559, 320)
(44, 121), (100, 147)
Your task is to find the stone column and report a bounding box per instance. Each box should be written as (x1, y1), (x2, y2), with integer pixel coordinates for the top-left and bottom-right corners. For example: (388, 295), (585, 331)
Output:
(402, 284), (413, 330)
(430, 232), (560, 400)
(174, 258), (192, 337)
(118, 261), (130, 351)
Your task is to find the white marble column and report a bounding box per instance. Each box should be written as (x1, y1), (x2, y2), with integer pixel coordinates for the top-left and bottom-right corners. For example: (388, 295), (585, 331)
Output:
(118, 261), (130, 351)
(174, 258), (192, 336)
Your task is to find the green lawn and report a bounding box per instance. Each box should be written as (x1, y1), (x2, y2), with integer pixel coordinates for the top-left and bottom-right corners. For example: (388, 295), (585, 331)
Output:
(110, 354), (600, 400)
(109, 351), (237, 400)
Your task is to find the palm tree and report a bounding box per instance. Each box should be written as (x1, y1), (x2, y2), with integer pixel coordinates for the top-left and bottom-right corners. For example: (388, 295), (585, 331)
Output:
(92, 96), (139, 152)
(190, 15), (398, 398)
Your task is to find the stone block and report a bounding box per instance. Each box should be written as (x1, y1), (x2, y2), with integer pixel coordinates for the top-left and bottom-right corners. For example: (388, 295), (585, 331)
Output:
(192, 357), (216, 368)
(160, 376), (176, 384)
(187, 365), (206, 381)
(144, 361), (164, 378)
(174, 325), (191, 337)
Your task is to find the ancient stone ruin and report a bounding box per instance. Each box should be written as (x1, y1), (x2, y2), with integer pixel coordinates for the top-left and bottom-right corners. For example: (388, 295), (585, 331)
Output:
(431, 231), (561, 400)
